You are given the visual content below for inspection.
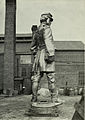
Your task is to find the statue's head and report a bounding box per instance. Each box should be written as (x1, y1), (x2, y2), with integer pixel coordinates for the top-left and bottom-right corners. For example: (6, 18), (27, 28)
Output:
(40, 13), (53, 25)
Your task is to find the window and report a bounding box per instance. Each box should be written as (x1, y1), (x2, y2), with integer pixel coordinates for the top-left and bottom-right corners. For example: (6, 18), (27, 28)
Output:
(79, 72), (84, 86)
(20, 55), (31, 64)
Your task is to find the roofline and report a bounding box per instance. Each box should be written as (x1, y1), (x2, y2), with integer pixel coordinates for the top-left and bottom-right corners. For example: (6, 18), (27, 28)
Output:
(55, 49), (85, 52)
(54, 40), (84, 44)
(0, 34), (84, 50)
(54, 41), (84, 50)
(0, 34), (84, 44)
(0, 33), (32, 38)
(0, 40), (32, 43)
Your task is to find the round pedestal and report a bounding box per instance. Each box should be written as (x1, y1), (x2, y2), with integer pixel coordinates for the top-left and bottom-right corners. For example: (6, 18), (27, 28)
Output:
(28, 102), (62, 117)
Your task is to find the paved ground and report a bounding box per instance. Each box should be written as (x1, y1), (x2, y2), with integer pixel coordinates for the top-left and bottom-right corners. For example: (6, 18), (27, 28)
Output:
(0, 95), (81, 120)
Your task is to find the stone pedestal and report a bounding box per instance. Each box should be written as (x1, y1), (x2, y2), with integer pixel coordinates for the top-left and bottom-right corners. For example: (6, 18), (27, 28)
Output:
(26, 101), (63, 117)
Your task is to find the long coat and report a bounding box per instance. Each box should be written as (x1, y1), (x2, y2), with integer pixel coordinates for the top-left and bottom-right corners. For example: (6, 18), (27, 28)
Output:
(31, 23), (55, 72)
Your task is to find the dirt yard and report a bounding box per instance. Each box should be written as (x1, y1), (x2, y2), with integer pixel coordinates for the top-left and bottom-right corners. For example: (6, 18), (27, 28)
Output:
(0, 95), (81, 120)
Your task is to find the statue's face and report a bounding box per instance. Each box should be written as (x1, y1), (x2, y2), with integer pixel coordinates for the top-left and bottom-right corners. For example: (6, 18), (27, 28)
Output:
(47, 18), (52, 26)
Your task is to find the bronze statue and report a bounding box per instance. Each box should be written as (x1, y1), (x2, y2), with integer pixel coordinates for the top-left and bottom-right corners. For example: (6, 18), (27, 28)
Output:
(31, 13), (57, 103)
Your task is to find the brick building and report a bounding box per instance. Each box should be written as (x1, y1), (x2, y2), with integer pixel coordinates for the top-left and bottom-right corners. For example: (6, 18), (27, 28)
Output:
(55, 41), (84, 88)
(0, 34), (84, 93)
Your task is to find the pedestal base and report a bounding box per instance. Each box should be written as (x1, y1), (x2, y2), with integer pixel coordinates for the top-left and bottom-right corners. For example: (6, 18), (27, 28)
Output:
(26, 101), (63, 117)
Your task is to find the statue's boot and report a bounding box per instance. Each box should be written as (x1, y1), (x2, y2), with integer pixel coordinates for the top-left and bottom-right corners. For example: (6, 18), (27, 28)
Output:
(51, 92), (64, 103)
(31, 95), (37, 102)
(51, 92), (58, 103)
(31, 81), (38, 102)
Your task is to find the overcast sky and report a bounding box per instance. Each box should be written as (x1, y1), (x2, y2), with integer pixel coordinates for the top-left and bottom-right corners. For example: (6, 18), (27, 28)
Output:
(0, 0), (85, 43)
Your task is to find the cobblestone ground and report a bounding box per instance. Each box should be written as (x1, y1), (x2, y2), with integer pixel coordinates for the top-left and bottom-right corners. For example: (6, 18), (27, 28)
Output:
(0, 95), (81, 120)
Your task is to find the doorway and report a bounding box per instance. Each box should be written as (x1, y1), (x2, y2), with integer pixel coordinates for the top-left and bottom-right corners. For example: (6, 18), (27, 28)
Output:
(15, 54), (32, 94)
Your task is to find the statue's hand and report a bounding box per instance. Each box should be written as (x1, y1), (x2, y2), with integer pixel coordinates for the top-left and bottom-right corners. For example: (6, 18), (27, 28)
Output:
(30, 46), (37, 55)
(45, 52), (55, 63)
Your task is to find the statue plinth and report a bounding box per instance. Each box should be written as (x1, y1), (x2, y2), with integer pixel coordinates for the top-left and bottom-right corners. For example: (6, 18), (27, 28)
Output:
(26, 101), (63, 117)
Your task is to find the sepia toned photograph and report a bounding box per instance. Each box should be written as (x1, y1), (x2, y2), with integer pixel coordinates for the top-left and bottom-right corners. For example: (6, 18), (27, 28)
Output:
(0, 0), (84, 120)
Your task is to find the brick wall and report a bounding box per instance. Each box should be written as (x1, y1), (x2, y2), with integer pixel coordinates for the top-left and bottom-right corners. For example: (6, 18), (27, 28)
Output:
(55, 51), (84, 88)
(55, 51), (84, 63)
(16, 42), (31, 54)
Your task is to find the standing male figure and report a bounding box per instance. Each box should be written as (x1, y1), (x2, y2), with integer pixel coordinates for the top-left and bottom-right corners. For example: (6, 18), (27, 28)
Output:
(31, 13), (57, 102)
